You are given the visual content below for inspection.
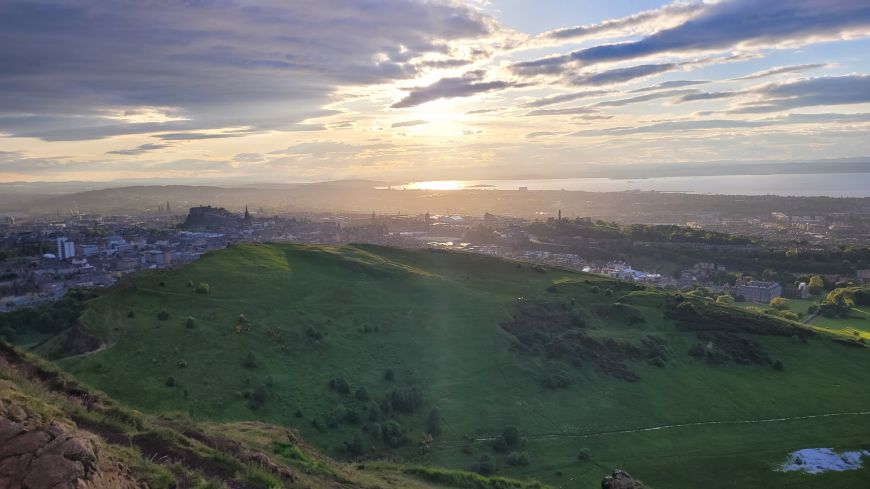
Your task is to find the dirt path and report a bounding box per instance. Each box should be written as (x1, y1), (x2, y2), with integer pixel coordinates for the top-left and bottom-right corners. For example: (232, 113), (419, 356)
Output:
(470, 410), (870, 442)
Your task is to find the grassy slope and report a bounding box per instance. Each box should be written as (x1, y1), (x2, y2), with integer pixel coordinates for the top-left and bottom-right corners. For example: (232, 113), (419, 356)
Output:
(57, 243), (870, 489)
(0, 341), (548, 489)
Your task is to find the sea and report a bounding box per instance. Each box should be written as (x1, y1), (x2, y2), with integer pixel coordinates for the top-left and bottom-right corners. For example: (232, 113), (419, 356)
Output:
(391, 172), (870, 198)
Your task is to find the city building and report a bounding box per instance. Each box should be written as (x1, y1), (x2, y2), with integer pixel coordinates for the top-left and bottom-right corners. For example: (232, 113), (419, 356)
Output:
(56, 237), (76, 260)
(736, 280), (782, 303)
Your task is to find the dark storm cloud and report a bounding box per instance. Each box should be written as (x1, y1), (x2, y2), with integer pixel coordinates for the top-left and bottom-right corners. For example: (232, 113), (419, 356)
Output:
(0, 0), (498, 140)
(513, 1), (870, 74)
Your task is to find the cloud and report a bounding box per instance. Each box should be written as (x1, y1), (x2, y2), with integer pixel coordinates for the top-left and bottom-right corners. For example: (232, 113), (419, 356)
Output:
(593, 89), (699, 107)
(233, 153), (265, 163)
(519, 90), (611, 108)
(676, 90), (743, 103)
(157, 132), (249, 141)
(525, 107), (599, 117)
(391, 119), (429, 128)
(734, 63), (829, 80)
(107, 143), (171, 155)
(571, 112), (870, 136)
(541, 2), (706, 42)
(391, 70), (523, 108)
(0, 0), (502, 140)
(733, 75), (870, 113)
(570, 63), (680, 86)
(630, 80), (709, 92)
(514, 1), (870, 75)
(526, 131), (561, 138)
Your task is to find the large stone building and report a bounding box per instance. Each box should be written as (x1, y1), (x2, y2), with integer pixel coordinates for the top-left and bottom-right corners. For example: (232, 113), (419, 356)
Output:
(736, 280), (782, 303)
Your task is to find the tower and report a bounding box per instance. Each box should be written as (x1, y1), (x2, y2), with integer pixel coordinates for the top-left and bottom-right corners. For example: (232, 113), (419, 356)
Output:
(244, 205), (251, 221)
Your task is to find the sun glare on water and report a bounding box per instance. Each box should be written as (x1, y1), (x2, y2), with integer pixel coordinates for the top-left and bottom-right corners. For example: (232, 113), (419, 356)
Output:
(406, 180), (463, 190)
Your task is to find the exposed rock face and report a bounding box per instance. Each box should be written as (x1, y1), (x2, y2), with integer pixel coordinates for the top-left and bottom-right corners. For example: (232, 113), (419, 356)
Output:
(0, 381), (143, 489)
(602, 469), (651, 489)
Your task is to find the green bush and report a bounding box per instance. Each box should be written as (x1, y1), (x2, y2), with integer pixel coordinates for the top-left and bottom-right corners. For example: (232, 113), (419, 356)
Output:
(184, 316), (196, 328)
(427, 407), (442, 436)
(506, 451), (530, 466)
(355, 387), (369, 401)
(157, 310), (170, 321)
(384, 368), (395, 381)
(165, 376), (177, 387)
(577, 448), (591, 461)
(329, 377), (351, 394)
(195, 282), (210, 294)
(243, 351), (257, 369)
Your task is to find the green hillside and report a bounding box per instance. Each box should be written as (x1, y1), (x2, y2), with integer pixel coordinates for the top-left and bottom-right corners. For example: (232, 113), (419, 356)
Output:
(45, 243), (870, 488)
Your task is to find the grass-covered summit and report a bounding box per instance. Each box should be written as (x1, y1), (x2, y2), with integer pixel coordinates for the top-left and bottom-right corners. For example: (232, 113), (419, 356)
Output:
(50, 243), (870, 488)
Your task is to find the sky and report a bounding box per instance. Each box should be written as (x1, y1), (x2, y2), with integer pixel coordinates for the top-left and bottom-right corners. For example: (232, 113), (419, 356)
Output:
(1, 0), (870, 183)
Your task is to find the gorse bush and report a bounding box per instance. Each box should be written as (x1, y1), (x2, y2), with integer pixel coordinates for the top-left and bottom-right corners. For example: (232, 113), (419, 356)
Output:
(195, 282), (210, 294)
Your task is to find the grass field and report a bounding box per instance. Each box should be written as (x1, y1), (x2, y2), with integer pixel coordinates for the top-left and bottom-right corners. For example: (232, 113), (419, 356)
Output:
(53, 243), (870, 489)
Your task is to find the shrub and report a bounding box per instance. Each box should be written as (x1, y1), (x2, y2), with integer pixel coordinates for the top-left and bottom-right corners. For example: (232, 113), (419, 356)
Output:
(769, 297), (790, 311)
(546, 285), (558, 293)
(306, 326), (323, 341)
(355, 387), (369, 401)
(165, 376), (177, 387)
(472, 455), (495, 476)
(157, 310), (170, 321)
(195, 282), (210, 294)
(384, 368), (395, 381)
(186, 279), (194, 287)
(715, 294), (735, 304)
(127, 310), (135, 318)
(176, 360), (187, 368)
(385, 386), (423, 413)
(243, 351), (257, 369)
(541, 369), (572, 389)
(577, 448), (591, 461)
(502, 426), (520, 446)
(184, 316), (196, 329)
(427, 408), (442, 436)
(329, 377), (351, 394)
(591, 286), (600, 294)
(506, 451), (530, 466)
(379, 420), (406, 447)
(773, 360), (784, 371)
(604, 288), (614, 296)
(345, 434), (364, 455)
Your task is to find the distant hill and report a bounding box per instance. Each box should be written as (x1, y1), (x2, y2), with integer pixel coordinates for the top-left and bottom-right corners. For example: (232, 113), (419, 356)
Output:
(16, 243), (869, 488)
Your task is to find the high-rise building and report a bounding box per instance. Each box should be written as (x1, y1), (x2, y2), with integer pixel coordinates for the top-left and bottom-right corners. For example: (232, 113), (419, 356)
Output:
(56, 237), (76, 260)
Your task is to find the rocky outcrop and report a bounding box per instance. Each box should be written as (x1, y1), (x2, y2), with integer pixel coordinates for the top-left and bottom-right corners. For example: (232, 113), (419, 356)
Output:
(0, 381), (143, 489)
(602, 469), (651, 489)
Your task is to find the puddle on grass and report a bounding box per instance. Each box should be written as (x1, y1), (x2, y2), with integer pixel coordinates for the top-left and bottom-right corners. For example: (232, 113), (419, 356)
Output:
(779, 448), (870, 474)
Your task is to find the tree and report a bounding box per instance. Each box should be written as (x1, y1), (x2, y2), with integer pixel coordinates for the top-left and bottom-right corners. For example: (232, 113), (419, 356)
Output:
(502, 426), (520, 446)
(715, 294), (734, 304)
(195, 282), (210, 294)
(243, 351), (257, 369)
(355, 387), (369, 401)
(808, 275), (825, 295)
(769, 297), (790, 311)
(185, 316), (196, 328)
(157, 310), (170, 321)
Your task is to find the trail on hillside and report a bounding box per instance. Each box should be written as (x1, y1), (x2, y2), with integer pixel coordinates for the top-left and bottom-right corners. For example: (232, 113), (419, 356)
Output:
(469, 410), (870, 442)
